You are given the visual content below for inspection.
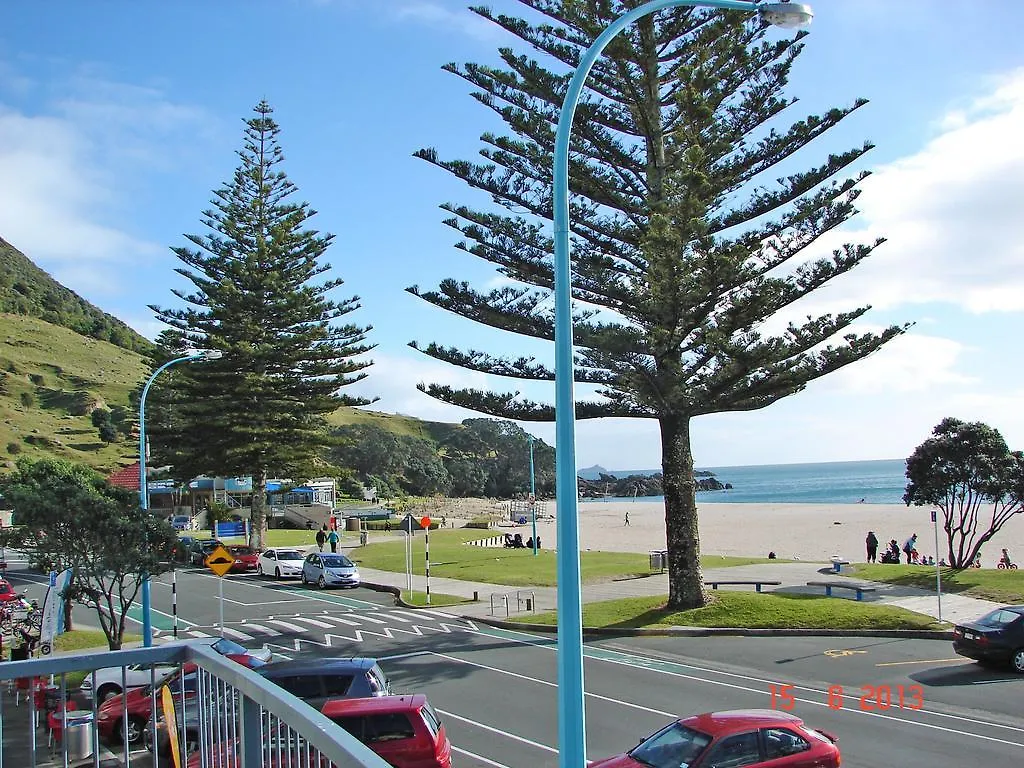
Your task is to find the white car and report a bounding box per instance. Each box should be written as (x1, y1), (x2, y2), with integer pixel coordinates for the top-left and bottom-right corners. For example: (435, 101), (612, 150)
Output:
(257, 548), (305, 578)
(81, 637), (273, 702)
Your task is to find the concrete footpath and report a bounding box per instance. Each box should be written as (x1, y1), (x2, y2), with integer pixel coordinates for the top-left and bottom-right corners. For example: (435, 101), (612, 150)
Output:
(354, 558), (1002, 626)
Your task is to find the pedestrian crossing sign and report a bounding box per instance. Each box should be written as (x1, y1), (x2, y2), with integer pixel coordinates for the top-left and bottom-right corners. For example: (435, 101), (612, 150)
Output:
(205, 545), (235, 577)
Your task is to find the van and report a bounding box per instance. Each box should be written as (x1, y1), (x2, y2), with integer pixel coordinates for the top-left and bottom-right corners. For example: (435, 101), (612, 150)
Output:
(257, 658), (391, 709)
(322, 694), (452, 768)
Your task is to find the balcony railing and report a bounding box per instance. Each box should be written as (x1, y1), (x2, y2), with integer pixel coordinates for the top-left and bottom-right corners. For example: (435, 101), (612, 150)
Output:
(0, 643), (389, 767)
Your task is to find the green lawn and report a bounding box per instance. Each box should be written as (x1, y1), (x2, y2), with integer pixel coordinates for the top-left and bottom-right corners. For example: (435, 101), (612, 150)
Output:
(515, 593), (945, 630)
(54, 629), (139, 652)
(350, 529), (784, 587)
(846, 564), (1023, 604)
(400, 590), (475, 607)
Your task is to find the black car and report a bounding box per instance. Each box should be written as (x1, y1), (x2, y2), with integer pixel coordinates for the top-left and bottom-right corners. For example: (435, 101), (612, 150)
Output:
(953, 605), (1024, 673)
(189, 539), (222, 567)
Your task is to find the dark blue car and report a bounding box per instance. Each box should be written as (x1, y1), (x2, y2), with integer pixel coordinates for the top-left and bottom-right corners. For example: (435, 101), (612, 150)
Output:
(257, 657), (392, 709)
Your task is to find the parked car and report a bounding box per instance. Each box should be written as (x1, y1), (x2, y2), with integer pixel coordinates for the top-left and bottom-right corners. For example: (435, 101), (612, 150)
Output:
(323, 694), (452, 768)
(190, 539), (223, 567)
(0, 579), (22, 603)
(588, 710), (840, 768)
(98, 664), (199, 744)
(82, 637), (272, 703)
(257, 548), (305, 578)
(301, 552), (360, 589)
(953, 605), (1024, 673)
(171, 514), (193, 531)
(174, 536), (197, 563)
(228, 545), (260, 573)
(258, 657), (392, 709)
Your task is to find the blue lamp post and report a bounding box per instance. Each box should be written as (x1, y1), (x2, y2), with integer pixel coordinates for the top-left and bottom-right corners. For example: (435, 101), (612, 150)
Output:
(550, 2), (812, 765)
(528, 435), (538, 556)
(139, 349), (223, 647)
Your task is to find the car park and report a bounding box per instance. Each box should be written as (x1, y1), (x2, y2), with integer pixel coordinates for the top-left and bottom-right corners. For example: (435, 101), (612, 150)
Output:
(257, 657), (392, 709)
(300, 552), (360, 589)
(588, 710), (840, 768)
(322, 694), (452, 768)
(257, 547), (305, 578)
(228, 545), (260, 572)
(82, 637), (272, 703)
(953, 605), (1024, 673)
(189, 539), (223, 567)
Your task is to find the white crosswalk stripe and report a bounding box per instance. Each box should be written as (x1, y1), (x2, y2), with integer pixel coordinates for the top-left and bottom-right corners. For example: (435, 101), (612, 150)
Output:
(239, 622), (282, 636)
(414, 609), (459, 619)
(266, 619), (307, 633)
(349, 613), (387, 625)
(289, 616), (335, 629)
(189, 630), (213, 638)
(320, 615), (363, 626)
(219, 626), (256, 641)
(389, 610), (433, 620)
(380, 612), (412, 623)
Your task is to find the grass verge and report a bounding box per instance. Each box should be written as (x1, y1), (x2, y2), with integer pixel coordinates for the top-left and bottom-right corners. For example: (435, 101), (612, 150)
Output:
(513, 593), (945, 631)
(400, 590), (475, 607)
(846, 564), (1023, 604)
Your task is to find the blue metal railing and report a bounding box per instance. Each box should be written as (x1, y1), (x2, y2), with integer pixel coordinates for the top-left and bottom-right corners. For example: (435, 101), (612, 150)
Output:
(0, 643), (389, 767)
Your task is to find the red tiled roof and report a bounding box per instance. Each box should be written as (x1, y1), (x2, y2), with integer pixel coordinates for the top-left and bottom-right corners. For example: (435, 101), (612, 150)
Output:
(108, 462), (141, 491)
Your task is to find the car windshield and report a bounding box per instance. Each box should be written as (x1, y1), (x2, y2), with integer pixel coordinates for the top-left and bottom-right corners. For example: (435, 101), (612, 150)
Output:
(321, 555), (353, 568)
(211, 638), (246, 656)
(628, 722), (712, 768)
(278, 551), (304, 561)
(230, 546), (255, 556)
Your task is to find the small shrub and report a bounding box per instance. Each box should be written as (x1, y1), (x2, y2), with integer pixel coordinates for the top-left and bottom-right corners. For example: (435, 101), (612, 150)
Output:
(463, 517), (492, 529)
(29, 373), (45, 386)
(5, 441), (21, 455)
(20, 391), (34, 408)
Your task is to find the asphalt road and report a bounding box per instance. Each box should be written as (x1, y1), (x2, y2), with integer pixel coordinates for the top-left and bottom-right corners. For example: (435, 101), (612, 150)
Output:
(5, 563), (1024, 767)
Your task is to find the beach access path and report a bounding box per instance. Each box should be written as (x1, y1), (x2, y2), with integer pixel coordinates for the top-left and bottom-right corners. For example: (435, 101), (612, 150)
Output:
(357, 560), (1002, 625)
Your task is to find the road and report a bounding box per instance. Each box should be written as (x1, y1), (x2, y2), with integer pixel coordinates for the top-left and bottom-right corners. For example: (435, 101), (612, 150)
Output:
(5, 563), (1024, 767)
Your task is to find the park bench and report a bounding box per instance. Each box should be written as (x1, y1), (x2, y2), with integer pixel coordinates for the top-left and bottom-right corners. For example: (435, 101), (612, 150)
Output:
(807, 581), (877, 601)
(704, 580), (781, 593)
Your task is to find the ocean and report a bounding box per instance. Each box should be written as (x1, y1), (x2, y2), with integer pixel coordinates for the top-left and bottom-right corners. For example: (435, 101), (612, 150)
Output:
(582, 458), (907, 505)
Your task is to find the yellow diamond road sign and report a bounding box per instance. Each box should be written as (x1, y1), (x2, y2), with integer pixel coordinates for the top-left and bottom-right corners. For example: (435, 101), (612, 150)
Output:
(204, 545), (235, 578)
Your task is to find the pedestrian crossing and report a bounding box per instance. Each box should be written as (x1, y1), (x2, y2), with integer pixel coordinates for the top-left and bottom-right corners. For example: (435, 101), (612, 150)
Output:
(182, 607), (470, 643)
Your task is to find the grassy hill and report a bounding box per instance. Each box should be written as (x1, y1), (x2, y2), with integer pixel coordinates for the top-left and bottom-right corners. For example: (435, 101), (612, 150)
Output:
(0, 314), (149, 472)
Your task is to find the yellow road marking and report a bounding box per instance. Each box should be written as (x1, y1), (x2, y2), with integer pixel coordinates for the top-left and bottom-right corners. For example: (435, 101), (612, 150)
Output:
(875, 658), (966, 667)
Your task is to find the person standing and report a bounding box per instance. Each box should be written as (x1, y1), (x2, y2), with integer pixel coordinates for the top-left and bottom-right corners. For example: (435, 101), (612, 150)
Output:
(315, 526), (327, 553)
(327, 527), (340, 554)
(865, 531), (878, 563)
(902, 533), (918, 565)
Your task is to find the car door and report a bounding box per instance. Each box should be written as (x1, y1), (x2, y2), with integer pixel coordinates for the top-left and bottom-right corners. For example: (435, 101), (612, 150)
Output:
(305, 553), (320, 580)
(700, 730), (762, 768)
(759, 727), (821, 767)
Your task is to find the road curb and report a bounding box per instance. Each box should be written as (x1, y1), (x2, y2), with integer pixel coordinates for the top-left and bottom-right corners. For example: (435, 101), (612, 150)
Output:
(468, 615), (955, 640)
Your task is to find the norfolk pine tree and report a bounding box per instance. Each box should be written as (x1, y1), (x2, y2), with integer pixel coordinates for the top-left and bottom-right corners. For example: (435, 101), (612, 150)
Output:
(409, 2), (908, 608)
(150, 101), (375, 548)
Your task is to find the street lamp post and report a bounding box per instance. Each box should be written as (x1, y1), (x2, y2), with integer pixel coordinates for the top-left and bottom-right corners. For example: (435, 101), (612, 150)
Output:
(550, 2), (812, 766)
(139, 349), (223, 647)
(528, 435), (537, 556)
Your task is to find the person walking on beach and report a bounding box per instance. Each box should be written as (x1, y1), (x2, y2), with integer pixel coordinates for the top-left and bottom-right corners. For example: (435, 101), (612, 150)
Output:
(902, 533), (918, 564)
(865, 531), (878, 563)
(315, 526), (326, 553)
(624, 510), (630, 526)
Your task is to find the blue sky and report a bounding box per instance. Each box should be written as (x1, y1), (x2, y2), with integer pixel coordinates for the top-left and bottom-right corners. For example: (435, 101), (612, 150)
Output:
(2, 0), (1023, 470)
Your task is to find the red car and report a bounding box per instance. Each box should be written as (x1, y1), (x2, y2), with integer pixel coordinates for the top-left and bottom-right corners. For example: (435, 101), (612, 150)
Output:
(228, 546), (259, 572)
(322, 694), (452, 768)
(0, 579), (21, 603)
(97, 664), (199, 744)
(589, 710), (840, 768)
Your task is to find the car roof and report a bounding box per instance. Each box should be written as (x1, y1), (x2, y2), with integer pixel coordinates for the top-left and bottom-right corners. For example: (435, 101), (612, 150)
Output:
(322, 694), (427, 717)
(680, 710), (803, 735)
(258, 657), (377, 676)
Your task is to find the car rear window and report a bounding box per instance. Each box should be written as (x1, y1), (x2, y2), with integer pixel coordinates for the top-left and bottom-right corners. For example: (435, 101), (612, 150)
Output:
(230, 546), (255, 556)
(274, 675), (323, 700)
(322, 675), (353, 697)
(367, 665), (390, 695)
(420, 703), (442, 739)
(364, 713), (415, 743)
(278, 550), (304, 561)
(211, 638), (246, 656)
(979, 609), (1022, 627)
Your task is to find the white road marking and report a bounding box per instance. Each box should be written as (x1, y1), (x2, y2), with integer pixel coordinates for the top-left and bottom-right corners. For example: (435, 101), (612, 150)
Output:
(378, 651), (432, 661)
(265, 619), (308, 633)
(238, 623), (281, 637)
(189, 630), (213, 638)
(413, 609), (459, 619)
(219, 627), (256, 641)
(390, 609), (438, 620)
(289, 616), (335, 629)
(381, 612), (412, 623)
(319, 616), (363, 626)
(350, 614), (387, 625)
(438, 708), (557, 754)
(450, 746), (511, 768)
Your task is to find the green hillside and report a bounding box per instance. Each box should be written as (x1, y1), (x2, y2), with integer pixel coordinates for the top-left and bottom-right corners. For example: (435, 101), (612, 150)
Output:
(0, 314), (149, 471)
(0, 237), (153, 354)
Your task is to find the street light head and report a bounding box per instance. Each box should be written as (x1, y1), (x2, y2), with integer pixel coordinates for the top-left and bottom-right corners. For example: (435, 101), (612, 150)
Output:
(193, 349), (224, 361)
(758, 1), (813, 29)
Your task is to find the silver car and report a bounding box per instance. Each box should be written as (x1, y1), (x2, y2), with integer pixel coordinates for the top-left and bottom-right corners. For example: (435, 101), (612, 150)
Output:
(301, 553), (360, 589)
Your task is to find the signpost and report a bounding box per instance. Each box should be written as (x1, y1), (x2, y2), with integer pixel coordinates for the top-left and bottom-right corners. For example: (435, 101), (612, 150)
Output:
(931, 509), (942, 622)
(205, 545), (236, 636)
(420, 517), (432, 605)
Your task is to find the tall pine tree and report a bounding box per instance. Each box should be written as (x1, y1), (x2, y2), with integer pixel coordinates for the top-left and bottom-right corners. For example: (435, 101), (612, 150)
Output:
(409, 1), (907, 608)
(150, 101), (375, 548)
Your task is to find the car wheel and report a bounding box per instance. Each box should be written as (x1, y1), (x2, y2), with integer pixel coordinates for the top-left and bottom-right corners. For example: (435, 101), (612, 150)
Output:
(1013, 648), (1024, 674)
(275, 567), (281, 579)
(300, 572), (307, 585)
(95, 683), (120, 704)
(257, 564), (264, 576)
(123, 715), (145, 744)
(318, 576), (327, 590)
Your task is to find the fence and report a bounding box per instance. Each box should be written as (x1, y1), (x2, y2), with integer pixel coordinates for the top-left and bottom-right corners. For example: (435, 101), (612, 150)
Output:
(0, 643), (389, 767)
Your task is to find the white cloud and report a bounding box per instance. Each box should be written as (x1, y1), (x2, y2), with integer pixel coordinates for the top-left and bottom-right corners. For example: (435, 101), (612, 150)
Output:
(392, 2), (504, 43)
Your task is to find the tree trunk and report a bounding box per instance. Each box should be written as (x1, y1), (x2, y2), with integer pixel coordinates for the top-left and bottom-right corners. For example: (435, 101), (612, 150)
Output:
(62, 595), (73, 632)
(659, 413), (706, 609)
(250, 467), (268, 550)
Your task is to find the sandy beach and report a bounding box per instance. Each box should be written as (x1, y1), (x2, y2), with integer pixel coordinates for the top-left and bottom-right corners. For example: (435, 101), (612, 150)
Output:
(453, 500), (1024, 565)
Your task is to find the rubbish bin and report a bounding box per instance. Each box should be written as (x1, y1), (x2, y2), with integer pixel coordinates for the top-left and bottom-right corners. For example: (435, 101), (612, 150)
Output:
(63, 711), (95, 761)
(346, 517), (361, 532)
(649, 551), (663, 570)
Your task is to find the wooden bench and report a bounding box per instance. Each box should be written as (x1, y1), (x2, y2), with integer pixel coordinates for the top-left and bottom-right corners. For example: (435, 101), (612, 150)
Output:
(807, 581), (877, 601)
(704, 580), (781, 593)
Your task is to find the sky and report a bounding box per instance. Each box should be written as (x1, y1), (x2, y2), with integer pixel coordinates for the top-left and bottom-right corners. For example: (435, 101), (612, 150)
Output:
(2, 0), (1023, 471)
